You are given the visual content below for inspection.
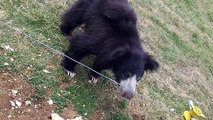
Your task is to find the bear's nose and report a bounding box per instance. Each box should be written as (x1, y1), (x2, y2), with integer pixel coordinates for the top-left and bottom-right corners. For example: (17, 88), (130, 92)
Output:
(119, 75), (137, 100)
(121, 91), (134, 100)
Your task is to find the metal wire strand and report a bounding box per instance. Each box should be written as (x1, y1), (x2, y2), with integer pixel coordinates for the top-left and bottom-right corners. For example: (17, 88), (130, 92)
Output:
(0, 21), (118, 84)
(2, 21), (151, 99)
(0, 21), (180, 116)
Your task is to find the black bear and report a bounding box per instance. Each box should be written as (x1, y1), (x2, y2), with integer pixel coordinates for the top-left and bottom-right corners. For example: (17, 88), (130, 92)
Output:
(60, 0), (159, 100)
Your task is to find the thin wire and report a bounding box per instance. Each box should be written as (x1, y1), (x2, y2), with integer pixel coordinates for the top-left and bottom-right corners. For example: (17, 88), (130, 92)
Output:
(0, 21), (180, 116)
(0, 21), (118, 85)
(0, 21), (150, 99)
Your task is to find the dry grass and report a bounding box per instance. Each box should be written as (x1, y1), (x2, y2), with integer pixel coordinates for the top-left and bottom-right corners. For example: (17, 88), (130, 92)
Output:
(1, 0), (213, 119)
(129, 0), (213, 119)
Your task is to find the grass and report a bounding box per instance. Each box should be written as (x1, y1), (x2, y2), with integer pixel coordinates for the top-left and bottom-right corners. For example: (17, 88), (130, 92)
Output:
(108, 112), (131, 120)
(1, 0), (213, 119)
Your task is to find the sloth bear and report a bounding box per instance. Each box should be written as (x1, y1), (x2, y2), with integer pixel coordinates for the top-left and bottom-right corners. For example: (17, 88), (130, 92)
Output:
(60, 0), (159, 100)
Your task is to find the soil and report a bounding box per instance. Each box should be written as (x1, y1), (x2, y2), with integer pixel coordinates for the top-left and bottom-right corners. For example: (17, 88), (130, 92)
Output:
(0, 67), (144, 120)
(87, 110), (105, 120)
(0, 67), (78, 120)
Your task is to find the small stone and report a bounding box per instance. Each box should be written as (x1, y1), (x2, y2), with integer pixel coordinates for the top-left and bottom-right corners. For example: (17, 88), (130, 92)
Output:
(34, 105), (38, 108)
(10, 101), (16, 107)
(47, 99), (54, 105)
(15, 100), (22, 108)
(4, 62), (9, 66)
(72, 116), (82, 120)
(51, 113), (64, 120)
(4, 45), (14, 51)
(11, 89), (18, 96)
(25, 100), (31, 106)
(170, 108), (175, 112)
(10, 58), (14, 62)
(43, 69), (51, 73)
(83, 113), (87, 116)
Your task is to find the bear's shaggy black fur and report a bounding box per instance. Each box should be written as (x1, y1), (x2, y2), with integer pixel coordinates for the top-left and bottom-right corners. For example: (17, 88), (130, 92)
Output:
(60, 0), (159, 99)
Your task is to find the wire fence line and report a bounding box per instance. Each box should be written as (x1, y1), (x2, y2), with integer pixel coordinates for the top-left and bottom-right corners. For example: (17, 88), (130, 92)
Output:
(0, 21), (180, 116)
(0, 21), (118, 84)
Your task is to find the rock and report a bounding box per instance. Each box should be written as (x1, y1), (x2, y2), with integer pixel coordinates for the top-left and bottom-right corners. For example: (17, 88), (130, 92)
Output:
(43, 69), (51, 73)
(11, 89), (18, 96)
(4, 45), (14, 51)
(10, 101), (16, 107)
(4, 62), (9, 66)
(25, 100), (31, 106)
(47, 99), (54, 105)
(51, 113), (64, 120)
(34, 105), (38, 108)
(72, 116), (82, 120)
(170, 108), (175, 112)
(15, 100), (22, 108)
(10, 58), (14, 62)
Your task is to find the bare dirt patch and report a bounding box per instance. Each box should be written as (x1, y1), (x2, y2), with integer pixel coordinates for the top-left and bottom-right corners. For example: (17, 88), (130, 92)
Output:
(88, 110), (105, 120)
(0, 68), (78, 120)
(60, 106), (78, 119)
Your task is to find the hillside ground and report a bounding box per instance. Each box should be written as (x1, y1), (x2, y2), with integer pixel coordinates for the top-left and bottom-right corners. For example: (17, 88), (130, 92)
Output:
(0, 0), (213, 119)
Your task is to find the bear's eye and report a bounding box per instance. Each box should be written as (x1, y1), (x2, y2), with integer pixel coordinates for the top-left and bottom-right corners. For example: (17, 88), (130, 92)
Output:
(103, 10), (120, 21)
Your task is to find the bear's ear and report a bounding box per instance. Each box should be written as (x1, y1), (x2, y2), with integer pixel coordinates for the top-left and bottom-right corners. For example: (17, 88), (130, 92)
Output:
(144, 54), (159, 71)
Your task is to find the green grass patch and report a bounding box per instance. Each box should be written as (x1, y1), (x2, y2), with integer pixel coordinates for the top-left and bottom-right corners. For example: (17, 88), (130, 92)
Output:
(147, 81), (188, 115)
(108, 112), (131, 120)
(207, 11), (213, 22)
(117, 99), (128, 110)
(52, 90), (70, 112)
(150, 16), (192, 53)
(65, 83), (98, 115)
